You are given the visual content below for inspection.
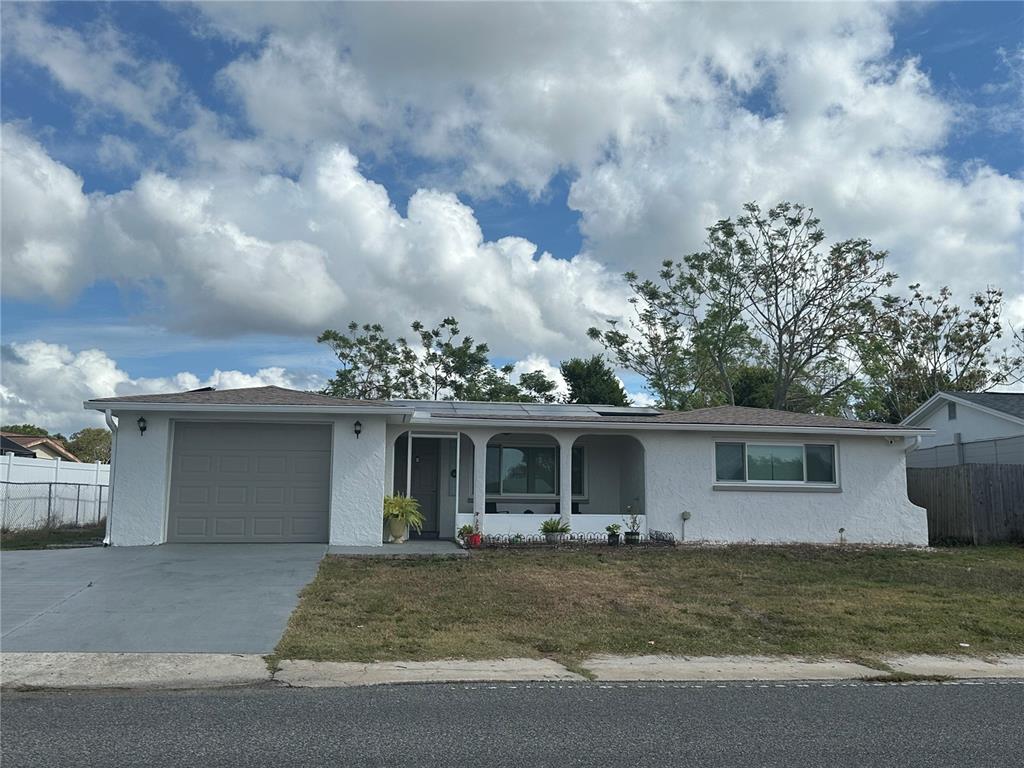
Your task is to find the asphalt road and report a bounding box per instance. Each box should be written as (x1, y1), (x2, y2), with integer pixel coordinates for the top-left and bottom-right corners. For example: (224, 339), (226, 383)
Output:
(3, 680), (1022, 767)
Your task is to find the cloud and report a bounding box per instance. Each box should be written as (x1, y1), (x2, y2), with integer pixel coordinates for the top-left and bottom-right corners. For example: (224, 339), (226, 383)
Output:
(1, 125), (628, 356)
(3, 2), (1022, 375)
(1, 5), (183, 132)
(0, 124), (91, 300)
(198, 2), (1023, 311)
(0, 340), (322, 434)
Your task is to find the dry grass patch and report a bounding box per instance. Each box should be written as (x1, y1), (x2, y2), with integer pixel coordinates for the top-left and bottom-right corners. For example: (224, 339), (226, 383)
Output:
(273, 545), (1024, 665)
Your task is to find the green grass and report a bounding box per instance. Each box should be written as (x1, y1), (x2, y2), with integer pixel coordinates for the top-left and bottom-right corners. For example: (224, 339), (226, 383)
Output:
(0, 522), (105, 550)
(273, 544), (1024, 666)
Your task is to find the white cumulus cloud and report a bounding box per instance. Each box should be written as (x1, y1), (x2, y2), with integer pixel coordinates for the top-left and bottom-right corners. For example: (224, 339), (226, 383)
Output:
(0, 340), (322, 434)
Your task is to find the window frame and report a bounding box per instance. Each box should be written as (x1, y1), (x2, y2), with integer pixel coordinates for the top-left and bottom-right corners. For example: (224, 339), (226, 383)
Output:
(713, 439), (839, 489)
(486, 442), (587, 499)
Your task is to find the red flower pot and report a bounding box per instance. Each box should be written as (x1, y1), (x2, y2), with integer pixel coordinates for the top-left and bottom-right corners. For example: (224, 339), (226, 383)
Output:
(466, 533), (482, 548)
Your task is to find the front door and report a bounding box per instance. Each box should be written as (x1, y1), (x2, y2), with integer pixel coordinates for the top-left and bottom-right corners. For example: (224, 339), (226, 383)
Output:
(410, 439), (439, 539)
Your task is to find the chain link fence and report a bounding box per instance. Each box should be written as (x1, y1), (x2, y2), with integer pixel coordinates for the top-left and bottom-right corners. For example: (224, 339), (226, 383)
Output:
(0, 481), (108, 531)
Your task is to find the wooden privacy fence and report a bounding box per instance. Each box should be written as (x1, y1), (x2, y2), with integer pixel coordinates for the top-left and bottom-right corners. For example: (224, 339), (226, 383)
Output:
(907, 464), (1024, 545)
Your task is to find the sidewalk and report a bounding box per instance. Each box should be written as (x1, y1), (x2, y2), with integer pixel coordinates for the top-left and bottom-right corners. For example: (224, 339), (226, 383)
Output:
(3, 652), (1023, 692)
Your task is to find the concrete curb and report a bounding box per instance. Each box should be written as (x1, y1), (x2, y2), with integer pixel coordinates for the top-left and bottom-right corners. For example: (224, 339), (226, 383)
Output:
(0, 653), (270, 691)
(4, 653), (1023, 692)
(581, 654), (880, 681)
(275, 658), (583, 687)
(884, 654), (1024, 679)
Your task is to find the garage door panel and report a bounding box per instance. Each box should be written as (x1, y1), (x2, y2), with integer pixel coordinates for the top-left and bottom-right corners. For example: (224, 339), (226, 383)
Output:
(294, 454), (331, 475)
(168, 422), (331, 543)
(254, 487), (286, 505)
(219, 455), (251, 474)
(174, 517), (208, 537)
(179, 455), (212, 474)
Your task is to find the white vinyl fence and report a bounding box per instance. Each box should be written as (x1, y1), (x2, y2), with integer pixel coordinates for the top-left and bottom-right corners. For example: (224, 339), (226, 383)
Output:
(1, 455), (110, 531)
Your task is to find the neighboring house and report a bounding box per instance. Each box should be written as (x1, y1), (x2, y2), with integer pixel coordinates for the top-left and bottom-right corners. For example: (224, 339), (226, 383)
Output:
(0, 432), (80, 462)
(0, 435), (35, 458)
(84, 386), (930, 547)
(902, 392), (1024, 468)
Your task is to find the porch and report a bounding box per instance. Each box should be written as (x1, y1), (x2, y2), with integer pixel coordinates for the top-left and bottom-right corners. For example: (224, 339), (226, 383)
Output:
(387, 428), (646, 541)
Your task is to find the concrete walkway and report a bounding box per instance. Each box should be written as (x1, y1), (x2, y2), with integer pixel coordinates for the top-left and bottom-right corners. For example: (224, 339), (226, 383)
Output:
(4, 653), (1023, 691)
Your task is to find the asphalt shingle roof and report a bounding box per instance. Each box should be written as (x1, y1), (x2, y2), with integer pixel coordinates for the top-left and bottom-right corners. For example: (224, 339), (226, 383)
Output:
(424, 404), (907, 429)
(943, 391), (1024, 421)
(87, 386), (916, 430)
(86, 385), (378, 408)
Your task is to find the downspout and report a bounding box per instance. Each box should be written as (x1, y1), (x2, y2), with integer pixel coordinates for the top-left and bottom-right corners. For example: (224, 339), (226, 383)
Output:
(103, 409), (118, 546)
(903, 435), (921, 455)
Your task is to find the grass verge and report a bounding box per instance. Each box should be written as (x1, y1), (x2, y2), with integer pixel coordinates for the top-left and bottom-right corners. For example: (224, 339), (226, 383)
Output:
(273, 544), (1024, 666)
(0, 522), (105, 550)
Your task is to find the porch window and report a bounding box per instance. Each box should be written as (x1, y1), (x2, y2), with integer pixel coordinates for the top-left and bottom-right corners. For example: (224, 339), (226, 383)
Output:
(487, 444), (585, 496)
(715, 442), (836, 485)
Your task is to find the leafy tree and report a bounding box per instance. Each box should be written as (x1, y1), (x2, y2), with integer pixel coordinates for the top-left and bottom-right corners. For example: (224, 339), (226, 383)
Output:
(319, 317), (560, 403)
(408, 317), (492, 400)
(2, 424), (51, 437)
(858, 285), (1024, 422)
(560, 356), (629, 406)
(587, 272), (692, 409)
(593, 202), (896, 413)
(1, 424), (68, 442)
(517, 370), (560, 403)
(318, 322), (414, 400)
(67, 428), (112, 463)
(689, 202), (894, 412)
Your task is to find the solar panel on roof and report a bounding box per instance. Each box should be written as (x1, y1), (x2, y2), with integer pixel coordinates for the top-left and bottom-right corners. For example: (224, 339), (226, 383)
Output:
(521, 405), (594, 417)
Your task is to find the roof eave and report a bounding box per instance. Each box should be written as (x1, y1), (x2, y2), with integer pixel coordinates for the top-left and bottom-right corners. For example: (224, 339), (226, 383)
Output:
(414, 415), (931, 437)
(83, 401), (412, 416)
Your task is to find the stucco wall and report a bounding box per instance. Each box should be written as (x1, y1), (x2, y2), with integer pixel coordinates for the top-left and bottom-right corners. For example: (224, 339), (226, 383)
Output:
(329, 415), (387, 546)
(108, 413), (926, 547)
(109, 412), (172, 545)
(639, 431), (927, 545)
(108, 412), (388, 546)
(915, 402), (1023, 449)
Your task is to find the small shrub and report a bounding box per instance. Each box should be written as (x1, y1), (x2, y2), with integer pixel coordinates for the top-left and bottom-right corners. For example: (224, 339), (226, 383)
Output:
(540, 518), (571, 534)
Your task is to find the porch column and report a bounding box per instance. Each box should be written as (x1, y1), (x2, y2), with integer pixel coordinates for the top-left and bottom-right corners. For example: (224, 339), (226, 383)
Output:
(468, 430), (496, 535)
(555, 432), (580, 529)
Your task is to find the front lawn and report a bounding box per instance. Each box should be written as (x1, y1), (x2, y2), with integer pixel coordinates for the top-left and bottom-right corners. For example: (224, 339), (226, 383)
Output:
(0, 522), (105, 550)
(273, 545), (1024, 666)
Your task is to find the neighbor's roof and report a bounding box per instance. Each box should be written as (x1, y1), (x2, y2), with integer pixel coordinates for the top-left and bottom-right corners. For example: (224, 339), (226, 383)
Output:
(0, 435), (36, 457)
(903, 391), (1024, 426)
(86, 385), (925, 434)
(0, 432), (80, 461)
(942, 392), (1024, 421)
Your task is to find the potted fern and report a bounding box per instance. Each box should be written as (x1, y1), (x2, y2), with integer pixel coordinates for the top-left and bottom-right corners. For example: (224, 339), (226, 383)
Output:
(383, 494), (424, 543)
(540, 517), (570, 544)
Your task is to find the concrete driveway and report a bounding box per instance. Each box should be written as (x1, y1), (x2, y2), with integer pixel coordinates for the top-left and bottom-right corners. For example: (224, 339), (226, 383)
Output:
(1, 545), (326, 653)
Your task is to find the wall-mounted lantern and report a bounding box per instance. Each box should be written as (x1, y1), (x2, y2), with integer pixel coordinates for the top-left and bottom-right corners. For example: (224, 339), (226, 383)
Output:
(353, 420), (362, 439)
(137, 416), (147, 436)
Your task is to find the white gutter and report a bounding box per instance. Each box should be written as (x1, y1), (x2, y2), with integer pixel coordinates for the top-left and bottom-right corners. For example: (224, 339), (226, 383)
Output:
(904, 435), (922, 454)
(414, 415), (932, 438)
(102, 409), (118, 547)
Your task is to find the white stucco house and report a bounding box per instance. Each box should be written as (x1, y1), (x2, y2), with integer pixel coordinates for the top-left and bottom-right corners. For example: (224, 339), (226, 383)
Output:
(85, 385), (930, 547)
(902, 391), (1024, 467)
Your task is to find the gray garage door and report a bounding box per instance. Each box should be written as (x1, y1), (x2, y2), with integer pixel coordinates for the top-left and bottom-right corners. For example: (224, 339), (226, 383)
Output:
(168, 422), (331, 543)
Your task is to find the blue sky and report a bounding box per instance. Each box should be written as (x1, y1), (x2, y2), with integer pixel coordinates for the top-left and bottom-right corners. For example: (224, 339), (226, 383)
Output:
(1, 2), (1021, 432)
